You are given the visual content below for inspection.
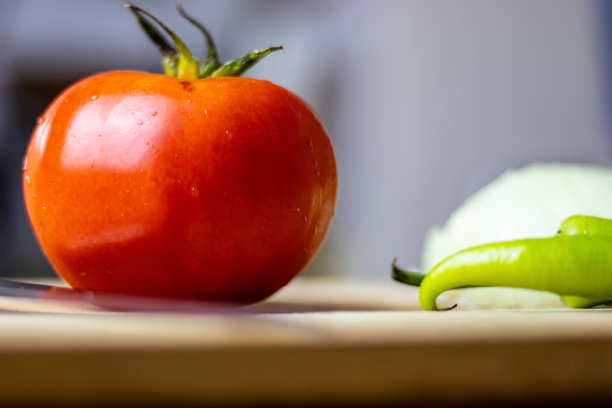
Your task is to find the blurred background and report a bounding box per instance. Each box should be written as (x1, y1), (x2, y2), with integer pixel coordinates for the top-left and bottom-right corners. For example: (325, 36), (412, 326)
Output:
(1, 0), (612, 279)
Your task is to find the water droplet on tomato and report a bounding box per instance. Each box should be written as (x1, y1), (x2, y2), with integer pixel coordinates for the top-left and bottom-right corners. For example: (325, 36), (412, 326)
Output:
(79, 271), (87, 277)
(36, 116), (45, 125)
(25, 174), (31, 185)
(289, 206), (301, 213)
(42, 206), (47, 211)
(190, 186), (199, 197)
(187, 99), (192, 104)
(312, 158), (320, 176)
(90, 95), (98, 101)
(136, 119), (143, 125)
(306, 140), (314, 152)
(204, 109), (208, 116)
(22, 157), (28, 171)
(152, 112), (158, 116)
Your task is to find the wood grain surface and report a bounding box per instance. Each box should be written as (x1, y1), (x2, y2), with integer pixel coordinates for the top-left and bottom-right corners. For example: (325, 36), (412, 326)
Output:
(1, 277), (611, 407)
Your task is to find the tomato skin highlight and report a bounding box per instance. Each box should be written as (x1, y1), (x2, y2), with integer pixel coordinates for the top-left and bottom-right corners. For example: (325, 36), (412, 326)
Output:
(23, 71), (337, 303)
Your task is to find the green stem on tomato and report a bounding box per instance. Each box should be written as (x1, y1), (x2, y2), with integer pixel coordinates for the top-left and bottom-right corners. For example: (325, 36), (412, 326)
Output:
(126, 3), (282, 80)
(210, 46), (283, 78)
(176, 3), (222, 78)
(126, 5), (179, 76)
(125, 3), (199, 80)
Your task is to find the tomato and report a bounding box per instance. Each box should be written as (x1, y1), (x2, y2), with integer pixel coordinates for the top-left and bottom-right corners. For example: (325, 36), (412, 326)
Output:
(23, 70), (337, 303)
(23, 5), (338, 303)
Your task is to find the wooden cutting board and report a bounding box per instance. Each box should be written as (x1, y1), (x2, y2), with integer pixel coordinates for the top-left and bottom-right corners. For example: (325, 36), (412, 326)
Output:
(2, 277), (612, 407)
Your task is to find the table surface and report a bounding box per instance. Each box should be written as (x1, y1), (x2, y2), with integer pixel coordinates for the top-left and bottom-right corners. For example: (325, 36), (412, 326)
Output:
(2, 277), (612, 407)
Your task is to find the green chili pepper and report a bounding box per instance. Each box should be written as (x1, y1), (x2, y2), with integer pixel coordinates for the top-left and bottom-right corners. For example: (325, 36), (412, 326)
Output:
(557, 215), (612, 236)
(393, 215), (612, 310)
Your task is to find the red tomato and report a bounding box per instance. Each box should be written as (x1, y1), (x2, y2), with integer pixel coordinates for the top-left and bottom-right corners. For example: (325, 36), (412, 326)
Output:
(23, 71), (337, 303)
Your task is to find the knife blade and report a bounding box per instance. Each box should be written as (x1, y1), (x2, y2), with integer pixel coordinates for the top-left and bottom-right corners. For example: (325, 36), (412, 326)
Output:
(0, 278), (244, 313)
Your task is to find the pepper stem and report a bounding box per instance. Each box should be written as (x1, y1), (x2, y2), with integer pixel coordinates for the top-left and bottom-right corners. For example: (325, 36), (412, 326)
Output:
(391, 259), (426, 287)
